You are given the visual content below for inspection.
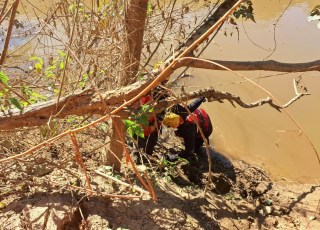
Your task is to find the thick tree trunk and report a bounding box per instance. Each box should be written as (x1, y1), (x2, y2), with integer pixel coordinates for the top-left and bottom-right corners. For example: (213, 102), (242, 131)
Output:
(122, 0), (148, 85)
(107, 0), (148, 170)
(108, 117), (125, 172)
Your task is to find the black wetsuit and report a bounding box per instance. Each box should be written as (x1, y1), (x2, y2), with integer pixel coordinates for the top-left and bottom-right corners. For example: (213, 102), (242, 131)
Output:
(171, 97), (213, 156)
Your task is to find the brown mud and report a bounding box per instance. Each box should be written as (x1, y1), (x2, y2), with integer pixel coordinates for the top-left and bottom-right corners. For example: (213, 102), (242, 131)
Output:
(0, 132), (319, 230)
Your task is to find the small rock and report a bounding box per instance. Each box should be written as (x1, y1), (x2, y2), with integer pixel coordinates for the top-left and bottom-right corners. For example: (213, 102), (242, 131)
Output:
(309, 216), (316, 221)
(264, 206), (273, 214)
(289, 223), (295, 228)
(259, 206), (273, 216)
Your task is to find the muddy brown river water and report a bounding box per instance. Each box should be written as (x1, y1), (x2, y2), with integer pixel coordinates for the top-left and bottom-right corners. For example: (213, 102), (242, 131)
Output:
(5, 0), (320, 182)
(186, 0), (320, 182)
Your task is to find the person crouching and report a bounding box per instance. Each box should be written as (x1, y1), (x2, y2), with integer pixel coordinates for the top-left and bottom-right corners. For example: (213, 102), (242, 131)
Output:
(162, 97), (213, 158)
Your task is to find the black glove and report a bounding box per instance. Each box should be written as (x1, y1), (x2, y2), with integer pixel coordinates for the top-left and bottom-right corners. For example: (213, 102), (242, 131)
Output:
(201, 97), (206, 102)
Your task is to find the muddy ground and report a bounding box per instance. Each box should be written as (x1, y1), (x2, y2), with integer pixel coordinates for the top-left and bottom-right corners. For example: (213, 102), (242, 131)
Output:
(0, 131), (319, 230)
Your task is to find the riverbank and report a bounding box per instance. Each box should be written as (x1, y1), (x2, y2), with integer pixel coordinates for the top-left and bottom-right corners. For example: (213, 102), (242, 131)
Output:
(0, 134), (319, 229)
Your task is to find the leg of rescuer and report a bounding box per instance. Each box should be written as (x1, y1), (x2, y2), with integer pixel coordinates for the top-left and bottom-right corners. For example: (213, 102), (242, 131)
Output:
(175, 122), (197, 156)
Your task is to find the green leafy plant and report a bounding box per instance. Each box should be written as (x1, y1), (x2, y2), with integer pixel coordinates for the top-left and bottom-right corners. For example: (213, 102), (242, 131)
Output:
(68, 2), (85, 14)
(0, 71), (9, 85)
(123, 119), (145, 138)
(123, 104), (154, 138)
(29, 56), (44, 74)
(22, 86), (46, 105)
(161, 157), (189, 180)
(8, 98), (23, 110)
(80, 73), (89, 88)
(31, 50), (67, 79)
(147, 1), (153, 16)
(0, 71), (23, 111)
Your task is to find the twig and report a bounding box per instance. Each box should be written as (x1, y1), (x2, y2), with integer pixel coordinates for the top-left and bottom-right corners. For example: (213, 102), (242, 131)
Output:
(144, 0), (177, 67)
(95, 169), (149, 195)
(69, 132), (93, 195)
(49, 179), (142, 199)
(0, 0), (19, 65)
(56, 0), (81, 111)
(282, 78), (310, 108)
(111, 116), (154, 199)
(0, 0), (11, 25)
(144, 171), (157, 202)
(0, 81), (30, 105)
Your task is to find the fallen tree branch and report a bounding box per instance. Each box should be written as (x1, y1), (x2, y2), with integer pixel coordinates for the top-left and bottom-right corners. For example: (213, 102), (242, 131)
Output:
(0, 84), (286, 130)
(0, 80), (151, 130)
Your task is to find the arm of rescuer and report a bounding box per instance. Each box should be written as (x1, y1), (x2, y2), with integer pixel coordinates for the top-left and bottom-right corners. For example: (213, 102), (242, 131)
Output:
(171, 97), (206, 121)
(187, 97), (206, 113)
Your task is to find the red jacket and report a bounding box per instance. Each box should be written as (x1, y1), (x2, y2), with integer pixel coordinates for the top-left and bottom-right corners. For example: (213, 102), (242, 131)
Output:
(186, 108), (212, 137)
(140, 95), (161, 137)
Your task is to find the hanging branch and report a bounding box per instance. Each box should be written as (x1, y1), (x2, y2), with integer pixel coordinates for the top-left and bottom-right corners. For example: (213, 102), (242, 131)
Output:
(0, 0), (10, 25)
(0, 0), (20, 65)
(69, 132), (93, 195)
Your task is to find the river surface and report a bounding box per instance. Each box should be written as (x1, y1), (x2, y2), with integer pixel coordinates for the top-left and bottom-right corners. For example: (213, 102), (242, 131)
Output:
(186, 0), (320, 182)
(3, 0), (320, 182)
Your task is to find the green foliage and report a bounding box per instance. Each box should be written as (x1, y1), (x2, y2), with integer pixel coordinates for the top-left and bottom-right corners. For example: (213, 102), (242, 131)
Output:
(161, 157), (189, 180)
(80, 73), (88, 88)
(0, 71), (9, 85)
(29, 56), (44, 74)
(31, 50), (67, 79)
(147, 1), (153, 16)
(22, 86), (46, 104)
(68, 2), (84, 14)
(0, 71), (25, 111)
(123, 104), (154, 138)
(9, 98), (23, 111)
(123, 119), (145, 138)
(233, 0), (255, 22)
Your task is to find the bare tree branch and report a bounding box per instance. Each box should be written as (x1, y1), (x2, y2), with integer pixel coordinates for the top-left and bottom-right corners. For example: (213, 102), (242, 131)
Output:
(177, 58), (320, 72)
(154, 87), (283, 112)
(282, 78), (310, 108)
(0, 0), (19, 65)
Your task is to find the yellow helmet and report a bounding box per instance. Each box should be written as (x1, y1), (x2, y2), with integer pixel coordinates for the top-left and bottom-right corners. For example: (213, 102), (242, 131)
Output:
(162, 112), (183, 128)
